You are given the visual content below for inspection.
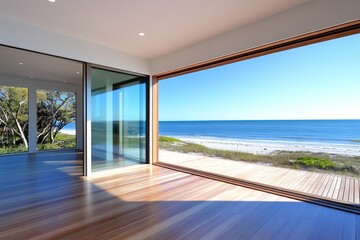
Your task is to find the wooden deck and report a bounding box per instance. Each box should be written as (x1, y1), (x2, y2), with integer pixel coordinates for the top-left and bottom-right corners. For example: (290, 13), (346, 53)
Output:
(159, 150), (360, 205)
(0, 151), (359, 239)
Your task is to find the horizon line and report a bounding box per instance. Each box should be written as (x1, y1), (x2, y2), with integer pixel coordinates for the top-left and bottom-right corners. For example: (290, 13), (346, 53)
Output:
(159, 119), (360, 122)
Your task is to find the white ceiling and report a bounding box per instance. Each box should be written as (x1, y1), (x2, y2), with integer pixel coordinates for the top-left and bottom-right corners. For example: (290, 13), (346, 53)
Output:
(0, 45), (83, 84)
(0, 0), (311, 59)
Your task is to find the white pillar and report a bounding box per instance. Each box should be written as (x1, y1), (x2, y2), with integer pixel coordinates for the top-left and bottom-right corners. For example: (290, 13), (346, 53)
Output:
(76, 84), (84, 150)
(28, 87), (37, 153)
(105, 79), (113, 161)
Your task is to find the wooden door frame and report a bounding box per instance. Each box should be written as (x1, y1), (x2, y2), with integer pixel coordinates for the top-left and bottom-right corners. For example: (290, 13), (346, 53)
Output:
(149, 20), (360, 214)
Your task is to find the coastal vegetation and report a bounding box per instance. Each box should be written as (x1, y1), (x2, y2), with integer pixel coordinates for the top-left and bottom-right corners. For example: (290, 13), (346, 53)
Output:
(37, 133), (76, 150)
(0, 133), (76, 154)
(159, 136), (360, 177)
(0, 86), (76, 153)
(159, 136), (182, 143)
(295, 157), (336, 169)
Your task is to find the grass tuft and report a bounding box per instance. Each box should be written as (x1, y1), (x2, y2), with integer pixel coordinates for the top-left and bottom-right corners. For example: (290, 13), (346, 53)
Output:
(159, 136), (182, 143)
(0, 145), (27, 154)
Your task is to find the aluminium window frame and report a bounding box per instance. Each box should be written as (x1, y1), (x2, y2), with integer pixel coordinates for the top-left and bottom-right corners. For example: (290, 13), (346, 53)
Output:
(83, 64), (150, 176)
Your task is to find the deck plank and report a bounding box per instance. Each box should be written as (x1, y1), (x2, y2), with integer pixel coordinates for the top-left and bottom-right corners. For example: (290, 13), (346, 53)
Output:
(316, 175), (331, 196)
(332, 177), (343, 199)
(298, 172), (319, 192)
(354, 179), (360, 204)
(160, 150), (359, 204)
(349, 178), (355, 203)
(322, 175), (334, 197)
(343, 178), (351, 202)
(311, 174), (327, 195)
(326, 176), (339, 199)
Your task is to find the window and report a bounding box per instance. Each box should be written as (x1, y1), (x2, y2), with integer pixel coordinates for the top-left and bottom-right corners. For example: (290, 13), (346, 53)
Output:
(0, 86), (29, 154)
(0, 44), (82, 155)
(158, 32), (360, 205)
(37, 89), (76, 150)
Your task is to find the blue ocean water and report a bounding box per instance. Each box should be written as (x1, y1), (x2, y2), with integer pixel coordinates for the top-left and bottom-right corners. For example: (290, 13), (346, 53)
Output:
(159, 120), (360, 145)
(62, 122), (76, 131)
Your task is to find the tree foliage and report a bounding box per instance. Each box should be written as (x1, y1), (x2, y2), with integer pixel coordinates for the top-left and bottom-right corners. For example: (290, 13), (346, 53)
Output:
(0, 86), (29, 148)
(0, 86), (76, 151)
(37, 90), (76, 145)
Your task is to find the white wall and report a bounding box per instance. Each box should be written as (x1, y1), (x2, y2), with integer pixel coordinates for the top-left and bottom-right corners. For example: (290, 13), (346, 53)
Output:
(151, 0), (360, 74)
(0, 16), (150, 75)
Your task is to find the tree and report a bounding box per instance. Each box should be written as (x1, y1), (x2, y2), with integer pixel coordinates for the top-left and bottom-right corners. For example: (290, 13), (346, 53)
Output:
(0, 87), (76, 151)
(0, 86), (29, 149)
(37, 90), (76, 145)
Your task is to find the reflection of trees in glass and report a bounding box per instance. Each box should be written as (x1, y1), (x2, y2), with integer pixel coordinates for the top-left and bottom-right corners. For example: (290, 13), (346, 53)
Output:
(37, 90), (76, 145)
(0, 86), (29, 150)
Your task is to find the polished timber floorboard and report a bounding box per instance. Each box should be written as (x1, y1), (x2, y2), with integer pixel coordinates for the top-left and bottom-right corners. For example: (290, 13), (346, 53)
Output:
(0, 151), (359, 239)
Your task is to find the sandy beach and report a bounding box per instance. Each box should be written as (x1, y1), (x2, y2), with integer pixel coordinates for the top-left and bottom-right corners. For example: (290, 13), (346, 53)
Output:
(59, 129), (76, 135)
(177, 137), (360, 156)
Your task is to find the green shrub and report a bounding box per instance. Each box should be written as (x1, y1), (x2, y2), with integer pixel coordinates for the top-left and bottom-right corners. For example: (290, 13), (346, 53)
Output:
(37, 133), (76, 150)
(295, 157), (336, 169)
(159, 136), (182, 143)
(0, 145), (27, 154)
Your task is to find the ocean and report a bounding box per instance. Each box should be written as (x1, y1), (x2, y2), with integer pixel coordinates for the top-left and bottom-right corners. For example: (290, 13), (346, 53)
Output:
(62, 120), (360, 145)
(62, 122), (76, 131)
(159, 120), (360, 145)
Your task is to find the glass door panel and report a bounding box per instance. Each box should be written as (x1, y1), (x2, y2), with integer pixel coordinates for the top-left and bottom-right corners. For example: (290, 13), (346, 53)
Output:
(91, 68), (146, 172)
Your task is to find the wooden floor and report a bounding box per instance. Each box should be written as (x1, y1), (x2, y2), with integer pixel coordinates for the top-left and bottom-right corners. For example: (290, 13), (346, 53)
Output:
(0, 151), (359, 239)
(159, 150), (360, 205)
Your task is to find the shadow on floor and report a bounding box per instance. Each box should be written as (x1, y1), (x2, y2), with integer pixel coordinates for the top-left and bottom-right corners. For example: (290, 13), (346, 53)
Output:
(0, 151), (358, 240)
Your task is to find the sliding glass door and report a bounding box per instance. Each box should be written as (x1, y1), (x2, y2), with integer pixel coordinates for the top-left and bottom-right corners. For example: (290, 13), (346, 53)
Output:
(91, 68), (147, 172)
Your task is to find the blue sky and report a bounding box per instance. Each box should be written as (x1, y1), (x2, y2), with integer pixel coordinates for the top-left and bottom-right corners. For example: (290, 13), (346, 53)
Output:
(159, 33), (360, 121)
